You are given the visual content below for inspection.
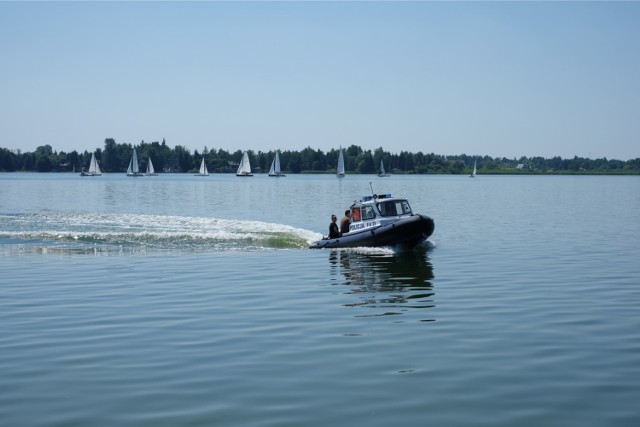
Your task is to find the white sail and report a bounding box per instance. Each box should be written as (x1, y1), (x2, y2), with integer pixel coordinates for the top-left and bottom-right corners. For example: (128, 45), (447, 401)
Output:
(146, 157), (157, 176)
(337, 148), (345, 177)
(197, 158), (209, 176)
(377, 160), (389, 177)
(470, 160), (477, 178)
(275, 151), (281, 173)
(236, 152), (253, 176)
(89, 153), (97, 174)
(82, 152), (102, 176)
(127, 148), (141, 176)
(89, 152), (101, 175)
(268, 151), (285, 177)
(93, 155), (101, 175)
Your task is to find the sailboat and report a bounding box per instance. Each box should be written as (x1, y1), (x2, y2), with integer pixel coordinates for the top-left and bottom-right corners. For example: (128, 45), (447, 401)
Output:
(236, 152), (253, 177)
(470, 160), (477, 178)
(145, 156), (158, 176)
(377, 160), (390, 177)
(126, 148), (144, 177)
(194, 157), (209, 176)
(80, 152), (102, 176)
(336, 148), (345, 178)
(268, 151), (285, 177)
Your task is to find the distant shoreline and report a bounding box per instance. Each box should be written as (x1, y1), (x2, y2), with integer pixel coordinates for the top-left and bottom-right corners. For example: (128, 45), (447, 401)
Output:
(2, 141), (638, 174)
(3, 170), (638, 176)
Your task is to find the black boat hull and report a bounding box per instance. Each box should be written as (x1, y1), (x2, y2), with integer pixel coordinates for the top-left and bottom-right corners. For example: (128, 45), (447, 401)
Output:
(309, 214), (434, 249)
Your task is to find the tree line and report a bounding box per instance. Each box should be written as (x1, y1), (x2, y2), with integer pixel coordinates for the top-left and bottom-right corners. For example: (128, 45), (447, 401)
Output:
(1, 138), (639, 174)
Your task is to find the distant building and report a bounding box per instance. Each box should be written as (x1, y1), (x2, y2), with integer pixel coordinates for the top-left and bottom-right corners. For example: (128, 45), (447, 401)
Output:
(163, 157), (179, 173)
(226, 160), (239, 173)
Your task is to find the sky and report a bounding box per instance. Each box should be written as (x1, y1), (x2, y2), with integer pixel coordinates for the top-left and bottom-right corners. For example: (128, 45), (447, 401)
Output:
(1, 1), (639, 160)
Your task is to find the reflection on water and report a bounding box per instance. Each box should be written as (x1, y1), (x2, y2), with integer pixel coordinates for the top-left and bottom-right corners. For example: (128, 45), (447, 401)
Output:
(329, 249), (436, 322)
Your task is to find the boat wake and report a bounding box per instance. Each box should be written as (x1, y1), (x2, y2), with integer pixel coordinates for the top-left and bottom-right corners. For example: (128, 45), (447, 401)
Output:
(0, 212), (321, 254)
(318, 241), (434, 256)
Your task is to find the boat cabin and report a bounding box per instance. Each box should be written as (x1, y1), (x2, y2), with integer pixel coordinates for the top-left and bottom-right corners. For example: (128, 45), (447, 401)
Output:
(348, 194), (413, 233)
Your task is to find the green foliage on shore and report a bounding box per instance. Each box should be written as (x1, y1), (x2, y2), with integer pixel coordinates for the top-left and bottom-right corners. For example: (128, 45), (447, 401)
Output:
(1, 139), (638, 174)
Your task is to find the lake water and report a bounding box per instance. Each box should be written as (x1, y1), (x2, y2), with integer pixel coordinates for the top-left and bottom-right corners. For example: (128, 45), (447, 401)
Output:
(1, 172), (639, 426)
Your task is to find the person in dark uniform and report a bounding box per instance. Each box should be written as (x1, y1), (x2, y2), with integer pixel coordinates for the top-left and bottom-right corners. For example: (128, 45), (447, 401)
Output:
(340, 210), (351, 236)
(328, 214), (340, 239)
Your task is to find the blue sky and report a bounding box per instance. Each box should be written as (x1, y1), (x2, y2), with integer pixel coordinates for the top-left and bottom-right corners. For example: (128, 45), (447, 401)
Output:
(1, 1), (638, 160)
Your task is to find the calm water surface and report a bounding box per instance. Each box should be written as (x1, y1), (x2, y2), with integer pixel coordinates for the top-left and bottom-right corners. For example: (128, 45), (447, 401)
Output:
(1, 173), (639, 426)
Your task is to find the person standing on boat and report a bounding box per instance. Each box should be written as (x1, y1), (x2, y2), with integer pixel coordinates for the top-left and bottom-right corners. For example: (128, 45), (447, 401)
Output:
(328, 215), (340, 239)
(340, 210), (351, 236)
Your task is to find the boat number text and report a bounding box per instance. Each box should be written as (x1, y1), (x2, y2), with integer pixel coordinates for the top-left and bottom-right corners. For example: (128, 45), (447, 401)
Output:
(351, 221), (377, 231)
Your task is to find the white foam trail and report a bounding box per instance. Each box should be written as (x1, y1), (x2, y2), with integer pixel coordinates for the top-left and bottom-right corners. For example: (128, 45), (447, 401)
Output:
(0, 212), (319, 251)
(349, 247), (397, 255)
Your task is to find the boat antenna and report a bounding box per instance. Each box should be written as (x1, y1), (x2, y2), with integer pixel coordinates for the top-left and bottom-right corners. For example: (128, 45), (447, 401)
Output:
(369, 181), (375, 199)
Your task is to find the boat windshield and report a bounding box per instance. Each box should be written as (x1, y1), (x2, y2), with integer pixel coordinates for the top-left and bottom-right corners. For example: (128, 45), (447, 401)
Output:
(362, 206), (376, 220)
(351, 207), (361, 222)
(351, 205), (376, 223)
(377, 199), (412, 217)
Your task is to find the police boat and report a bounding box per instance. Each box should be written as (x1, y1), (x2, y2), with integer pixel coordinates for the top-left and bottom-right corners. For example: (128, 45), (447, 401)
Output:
(309, 193), (434, 249)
